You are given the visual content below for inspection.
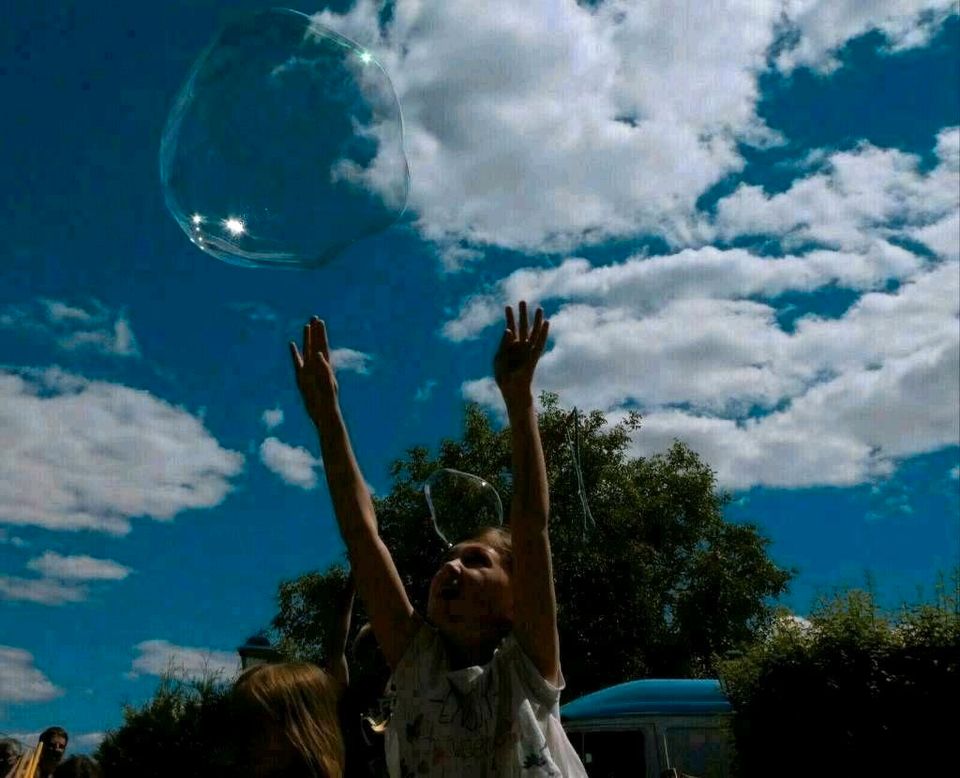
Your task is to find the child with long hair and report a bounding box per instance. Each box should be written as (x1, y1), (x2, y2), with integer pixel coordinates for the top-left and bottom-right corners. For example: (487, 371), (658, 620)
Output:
(290, 301), (587, 776)
(232, 662), (345, 778)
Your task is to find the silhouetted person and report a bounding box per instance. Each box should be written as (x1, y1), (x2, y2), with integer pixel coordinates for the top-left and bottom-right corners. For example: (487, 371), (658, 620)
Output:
(1, 738), (23, 778)
(54, 756), (101, 778)
(36, 728), (68, 778)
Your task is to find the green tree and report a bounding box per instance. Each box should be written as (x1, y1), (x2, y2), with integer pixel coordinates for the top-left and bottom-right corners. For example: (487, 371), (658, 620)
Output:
(95, 671), (235, 778)
(273, 394), (792, 698)
(720, 577), (960, 776)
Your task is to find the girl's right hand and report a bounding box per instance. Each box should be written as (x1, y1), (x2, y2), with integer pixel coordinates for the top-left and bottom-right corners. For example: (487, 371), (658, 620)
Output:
(289, 316), (340, 425)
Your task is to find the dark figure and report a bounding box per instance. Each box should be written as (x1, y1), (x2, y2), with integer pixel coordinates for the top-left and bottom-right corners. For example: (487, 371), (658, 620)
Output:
(54, 756), (102, 778)
(36, 727), (68, 778)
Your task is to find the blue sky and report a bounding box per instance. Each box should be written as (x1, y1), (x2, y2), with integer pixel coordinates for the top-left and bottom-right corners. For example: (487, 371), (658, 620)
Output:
(2, 0), (958, 755)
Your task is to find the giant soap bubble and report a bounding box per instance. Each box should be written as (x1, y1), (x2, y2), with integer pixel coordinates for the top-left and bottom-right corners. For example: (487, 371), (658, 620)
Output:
(160, 8), (409, 269)
(424, 469), (504, 549)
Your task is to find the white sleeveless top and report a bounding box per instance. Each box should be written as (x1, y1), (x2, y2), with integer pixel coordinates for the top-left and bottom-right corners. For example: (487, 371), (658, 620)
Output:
(383, 624), (588, 777)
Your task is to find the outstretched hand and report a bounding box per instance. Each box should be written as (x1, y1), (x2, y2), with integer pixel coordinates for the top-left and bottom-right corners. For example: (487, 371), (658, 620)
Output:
(493, 300), (549, 407)
(289, 316), (339, 426)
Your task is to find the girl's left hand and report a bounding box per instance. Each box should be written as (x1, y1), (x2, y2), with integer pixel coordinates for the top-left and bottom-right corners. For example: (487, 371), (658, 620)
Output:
(493, 300), (549, 406)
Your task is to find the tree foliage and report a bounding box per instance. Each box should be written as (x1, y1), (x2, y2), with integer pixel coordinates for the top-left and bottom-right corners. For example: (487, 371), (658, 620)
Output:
(95, 672), (235, 778)
(720, 579), (960, 775)
(272, 394), (792, 698)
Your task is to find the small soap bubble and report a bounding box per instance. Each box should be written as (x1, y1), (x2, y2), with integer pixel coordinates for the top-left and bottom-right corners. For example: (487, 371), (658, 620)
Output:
(424, 469), (504, 549)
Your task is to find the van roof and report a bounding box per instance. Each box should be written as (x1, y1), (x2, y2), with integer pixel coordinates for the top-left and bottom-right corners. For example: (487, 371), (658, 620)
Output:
(561, 679), (732, 720)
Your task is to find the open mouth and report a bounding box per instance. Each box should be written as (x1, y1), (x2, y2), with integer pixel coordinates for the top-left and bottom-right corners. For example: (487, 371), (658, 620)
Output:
(439, 578), (461, 600)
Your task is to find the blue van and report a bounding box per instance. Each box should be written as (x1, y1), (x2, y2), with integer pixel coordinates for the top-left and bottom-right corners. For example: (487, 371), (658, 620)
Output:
(560, 679), (733, 777)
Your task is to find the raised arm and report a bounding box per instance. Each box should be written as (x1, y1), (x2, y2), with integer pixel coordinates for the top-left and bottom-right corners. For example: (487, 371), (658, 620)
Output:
(290, 317), (418, 670)
(325, 574), (356, 687)
(494, 301), (560, 685)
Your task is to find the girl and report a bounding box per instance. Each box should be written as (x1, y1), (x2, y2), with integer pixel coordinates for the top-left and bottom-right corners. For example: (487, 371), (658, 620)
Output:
(290, 302), (587, 777)
(232, 662), (345, 778)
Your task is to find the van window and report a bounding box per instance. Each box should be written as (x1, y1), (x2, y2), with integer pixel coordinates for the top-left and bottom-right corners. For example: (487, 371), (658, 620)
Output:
(572, 730), (647, 778)
(664, 726), (730, 778)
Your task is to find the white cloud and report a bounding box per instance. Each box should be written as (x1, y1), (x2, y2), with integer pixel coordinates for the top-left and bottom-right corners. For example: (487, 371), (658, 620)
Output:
(459, 256), (959, 489)
(617, 335), (958, 489)
(0, 368), (244, 534)
(0, 647), (63, 703)
(67, 732), (106, 753)
(950, 466), (959, 480)
(913, 211), (960, 263)
(313, 1), (954, 261)
(330, 348), (374, 375)
(0, 529), (27, 548)
(26, 552), (132, 582)
(259, 437), (322, 490)
(443, 242), (925, 342)
(316, 0), (783, 258)
(772, 613), (815, 639)
(128, 640), (239, 682)
(261, 407), (284, 431)
(444, 131), (957, 343)
(448, 115), (958, 491)
(712, 129), (960, 253)
(776, 0), (957, 73)
(0, 298), (140, 358)
(0, 576), (87, 605)
(0, 731), (106, 754)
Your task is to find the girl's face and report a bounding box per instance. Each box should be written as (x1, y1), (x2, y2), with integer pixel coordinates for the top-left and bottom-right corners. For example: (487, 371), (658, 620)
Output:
(427, 540), (514, 641)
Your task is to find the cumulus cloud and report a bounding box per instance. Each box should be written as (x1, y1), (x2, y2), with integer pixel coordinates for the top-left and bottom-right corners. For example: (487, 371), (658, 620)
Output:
(0, 368), (244, 534)
(25, 552), (132, 582)
(0, 576), (87, 605)
(0, 646), (63, 703)
(452, 136), (960, 488)
(313, 1), (955, 262)
(0, 298), (140, 358)
(67, 732), (107, 752)
(445, 132), (956, 347)
(443, 242), (925, 342)
(330, 348), (374, 375)
(775, 0), (958, 73)
(261, 407), (284, 431)
(464, 257), (959, 489)
(622, 336), (957, 489)
(449, 112), (958, 491)
(127, 640), (239, 682)
(1, 552), (131, 606)
(711, 129), (960, 253)
(316, 0), (782, 259)
(259, 437), (322, 489)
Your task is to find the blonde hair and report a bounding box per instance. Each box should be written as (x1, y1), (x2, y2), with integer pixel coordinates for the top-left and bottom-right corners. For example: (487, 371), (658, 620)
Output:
(233, 662), (345, 778)
(470, 526), (513, 571)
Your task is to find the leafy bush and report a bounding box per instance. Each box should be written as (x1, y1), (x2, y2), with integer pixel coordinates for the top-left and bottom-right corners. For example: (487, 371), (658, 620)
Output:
(96, 672), (235, 778)
(721, 581), (960, 775)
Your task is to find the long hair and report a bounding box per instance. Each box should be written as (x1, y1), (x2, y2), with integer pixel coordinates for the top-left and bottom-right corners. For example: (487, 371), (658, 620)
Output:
(233, 663), (345, 778)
